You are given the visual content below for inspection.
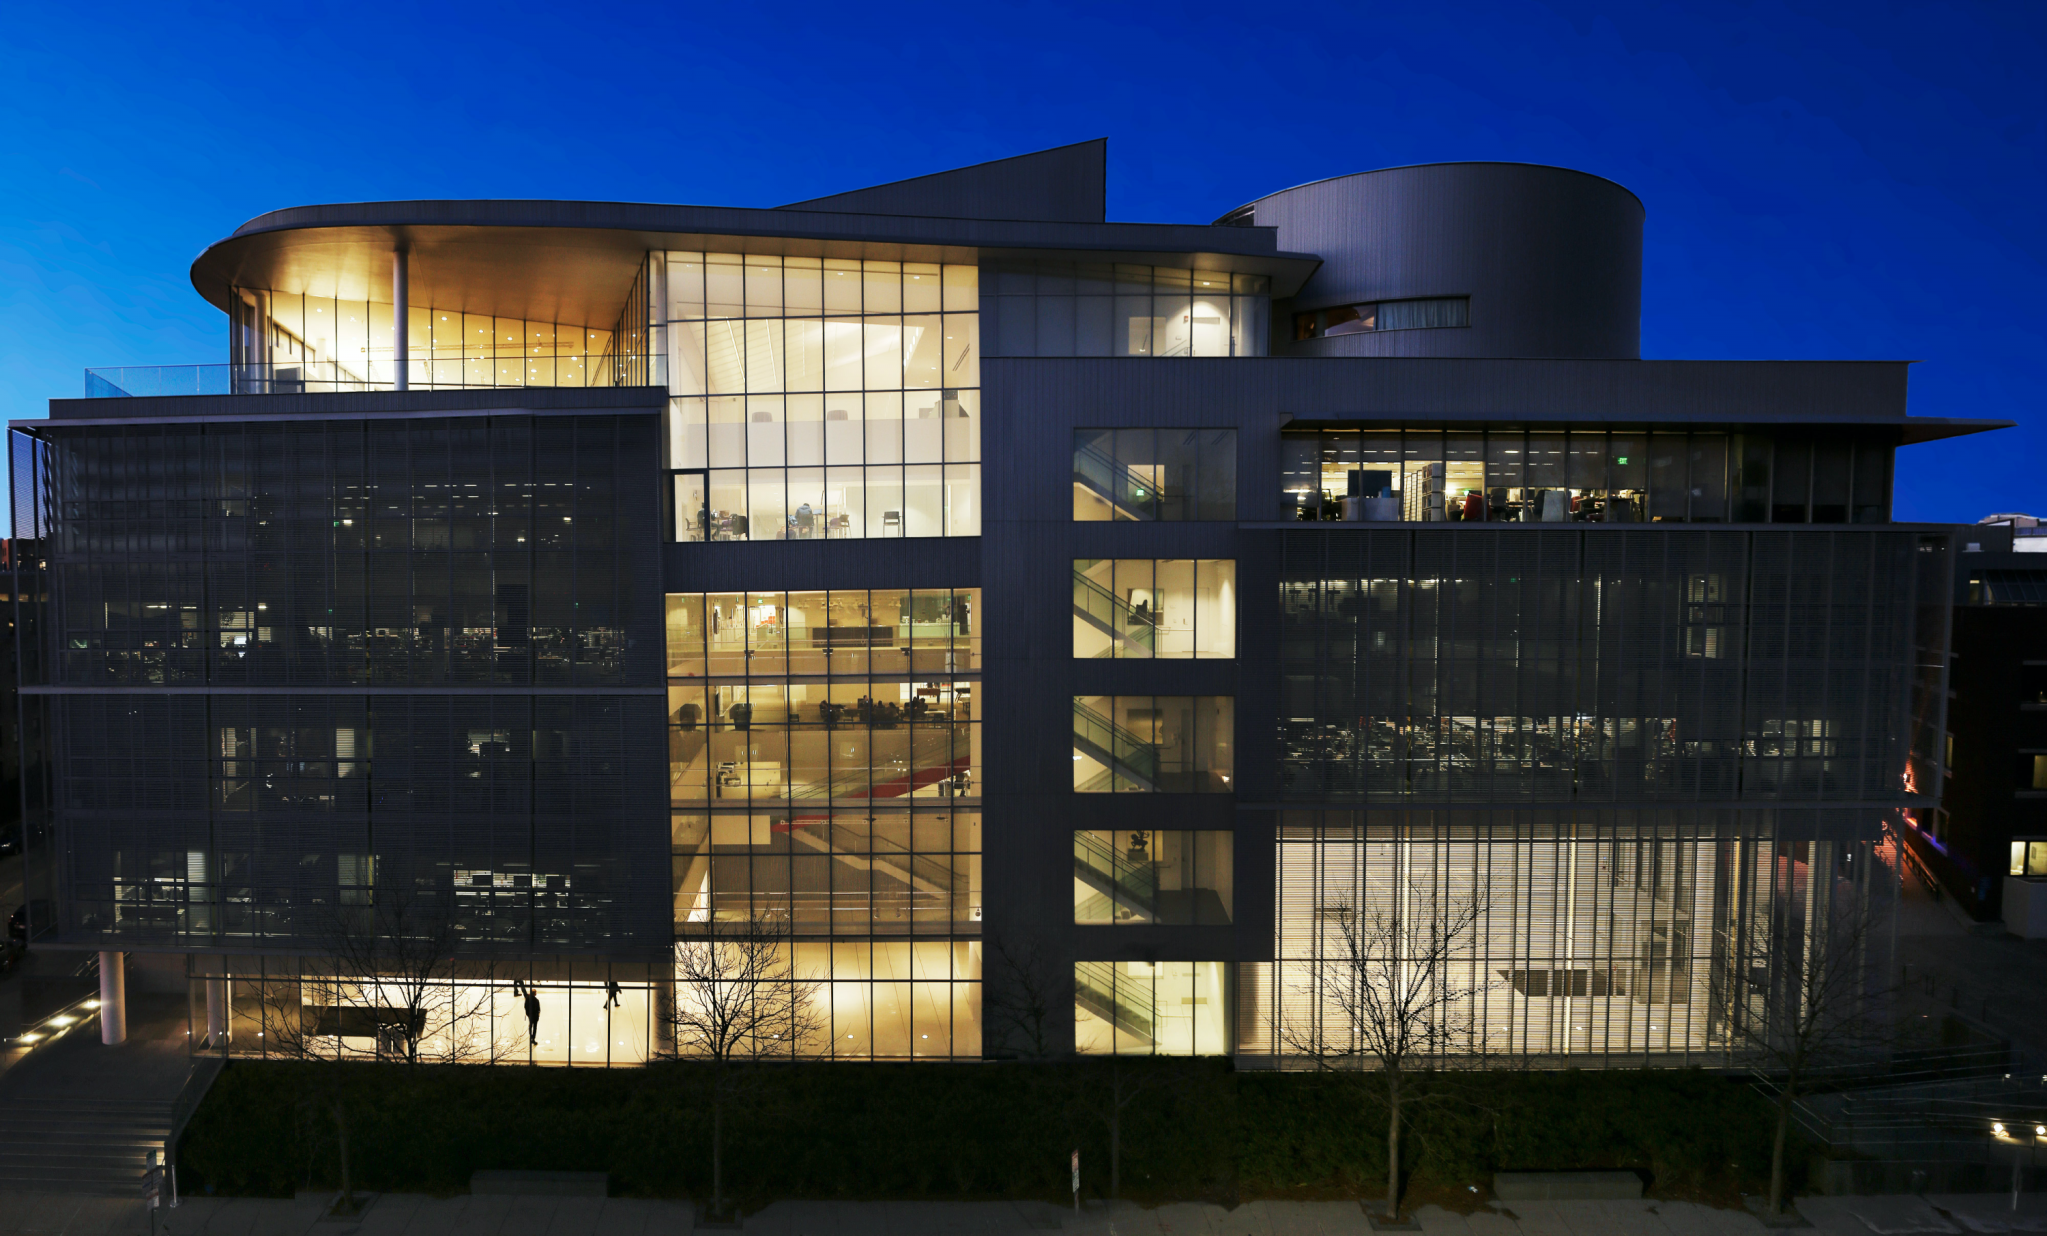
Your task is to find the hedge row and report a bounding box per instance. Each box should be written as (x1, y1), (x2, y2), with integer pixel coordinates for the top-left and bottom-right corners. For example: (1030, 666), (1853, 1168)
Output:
(178, 1060), (1787, 1206)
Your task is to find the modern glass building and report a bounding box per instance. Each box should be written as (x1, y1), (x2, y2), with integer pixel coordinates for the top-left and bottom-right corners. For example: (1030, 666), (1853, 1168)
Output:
(10, 141), (2002, 1066)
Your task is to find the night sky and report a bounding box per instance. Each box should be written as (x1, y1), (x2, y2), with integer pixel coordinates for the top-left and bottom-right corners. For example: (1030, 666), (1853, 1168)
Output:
(1, 0), (2038, 525)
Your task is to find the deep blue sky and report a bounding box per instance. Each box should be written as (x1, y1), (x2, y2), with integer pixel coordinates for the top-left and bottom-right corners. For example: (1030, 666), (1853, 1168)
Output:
(1, 0), (2039, 525)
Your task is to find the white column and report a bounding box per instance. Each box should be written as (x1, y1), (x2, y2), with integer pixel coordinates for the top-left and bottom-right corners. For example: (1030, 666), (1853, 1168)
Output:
(251, 289), (272, 392)
(392, 249), (409, 391)
(205, 978), (227, 1049)
(99, 951), (126, 1045)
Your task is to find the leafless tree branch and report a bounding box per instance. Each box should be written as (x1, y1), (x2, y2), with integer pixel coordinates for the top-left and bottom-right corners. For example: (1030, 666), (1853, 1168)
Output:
(984, 930), (1063, 1061)
(669, 913), (826, 1219)
(1279, 879), (1492, 1221)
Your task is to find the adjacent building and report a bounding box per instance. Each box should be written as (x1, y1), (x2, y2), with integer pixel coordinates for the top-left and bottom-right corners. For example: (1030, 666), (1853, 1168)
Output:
(10, 141), (1999, 1065)
(1906, 515), (2047, 934)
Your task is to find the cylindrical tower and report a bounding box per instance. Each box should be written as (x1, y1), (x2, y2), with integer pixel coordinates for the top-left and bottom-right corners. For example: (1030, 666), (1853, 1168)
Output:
(1228, 162), (1643, 360)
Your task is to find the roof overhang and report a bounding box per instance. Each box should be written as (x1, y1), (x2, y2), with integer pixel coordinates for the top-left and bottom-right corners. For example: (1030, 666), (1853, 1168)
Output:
(1898, 416), (2017, 445)
(188, 201), (1322, 326)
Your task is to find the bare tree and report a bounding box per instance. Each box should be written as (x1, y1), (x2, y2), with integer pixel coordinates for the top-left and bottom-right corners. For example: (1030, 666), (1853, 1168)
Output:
(984, 930), (1063, 1060)
(318, 885), (501, 1066)
(256, 883), (501, 1214)
(1726, 851), (1893, 1217)
(669, 912), (826, 1221)
(1279, 880), (1490, 1224)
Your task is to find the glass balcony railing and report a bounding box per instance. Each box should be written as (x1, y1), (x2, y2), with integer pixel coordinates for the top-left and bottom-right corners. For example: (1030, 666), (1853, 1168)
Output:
(85, 366), (234, 398)
(82, 360), (659, 398)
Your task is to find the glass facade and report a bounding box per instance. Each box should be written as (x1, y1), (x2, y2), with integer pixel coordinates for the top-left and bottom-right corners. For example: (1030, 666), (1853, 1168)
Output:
(665, 589), (982, 1059)
(1281, 428), (1892, 525)
(1073, 829), (1232, 925)
(663, 254), (979, 542)
(1240, 813), (1893, 1064)
(1073, 695), (1234, 794)
(1074, 960), (1230, 1055)
(44, 418), (653, 687)
(1072, 559), (1235, 659)
(189, 955), (659, 1066)
(229, 288), (636, 393)
(1073, 429), (1237, 521)
(1278, 527), (1939, 803)
(984, 263), (1269, 358)
(22, 416), (668, 951)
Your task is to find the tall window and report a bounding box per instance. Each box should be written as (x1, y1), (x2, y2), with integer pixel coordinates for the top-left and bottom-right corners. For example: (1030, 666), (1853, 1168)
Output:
(1282, 427), (1891, 525)
(1074, 961), (1229, 1055)
(1072, 559), (1235, 659)
(666, 588), (982, 1059)
(228, 288), (625, 393)
(1073, 429), (1236, 521)
(983, 262), (1268, 358)
(1074, 830), (1233, 924)
(1073, 695), (1233, 793)
(664, 254), (979, 542)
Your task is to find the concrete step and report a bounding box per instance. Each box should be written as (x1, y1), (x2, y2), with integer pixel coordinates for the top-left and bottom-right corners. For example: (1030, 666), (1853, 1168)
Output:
(0, 1091), (178, 1197)
(0, 1113), (174, 1126)
(0, 1138), (164, 1156)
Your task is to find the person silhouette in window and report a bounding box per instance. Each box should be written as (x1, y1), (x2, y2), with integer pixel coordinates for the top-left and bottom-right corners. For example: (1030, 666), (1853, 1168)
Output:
(605, 979), (622, 1009)
(524, 986), (541, 1044)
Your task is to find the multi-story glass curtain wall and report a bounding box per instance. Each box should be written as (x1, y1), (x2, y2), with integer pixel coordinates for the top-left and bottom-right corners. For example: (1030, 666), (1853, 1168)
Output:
(228, 289), (625, 393)
(983, 262), (1269, 358)
(1281, 428), (1893, 525)
(1239, 810), (1895, 1064)
(665, 589), (981, 1059)
(663, 254), (979, 543)
(44, 419), (646, 689)
(31, 416), (667, 952)
(1277, 527), (1938, 805)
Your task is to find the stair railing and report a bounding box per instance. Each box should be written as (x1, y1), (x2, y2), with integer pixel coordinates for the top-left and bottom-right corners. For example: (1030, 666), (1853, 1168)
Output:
(1070, 569), (1157, 653)
(1071, 443), (1165, 521)
(1071, 701), (1160, 786)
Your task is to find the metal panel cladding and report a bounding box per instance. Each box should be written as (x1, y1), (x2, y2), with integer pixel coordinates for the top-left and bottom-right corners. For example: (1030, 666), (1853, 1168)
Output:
(1242, 163), (1644, 360)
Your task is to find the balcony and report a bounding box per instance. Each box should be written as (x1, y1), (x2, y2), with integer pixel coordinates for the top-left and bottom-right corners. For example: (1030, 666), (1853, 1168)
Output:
(82, 360), (656, 398)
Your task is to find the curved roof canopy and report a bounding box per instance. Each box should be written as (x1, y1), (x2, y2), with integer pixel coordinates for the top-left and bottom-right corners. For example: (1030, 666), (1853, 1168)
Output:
(189, 143), (1319, 327)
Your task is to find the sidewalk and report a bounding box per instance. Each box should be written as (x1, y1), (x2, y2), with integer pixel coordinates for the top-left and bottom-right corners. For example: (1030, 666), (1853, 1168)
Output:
(9, 1191), (2047, 1236)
